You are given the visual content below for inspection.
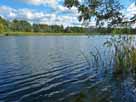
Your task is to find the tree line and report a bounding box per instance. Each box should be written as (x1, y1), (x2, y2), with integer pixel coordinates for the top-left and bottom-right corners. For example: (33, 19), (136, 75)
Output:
(1, 15), (136, 34)
(63, 0), (136, 34)
(0, 16), (86, 33)
(1, 0), (136, 34)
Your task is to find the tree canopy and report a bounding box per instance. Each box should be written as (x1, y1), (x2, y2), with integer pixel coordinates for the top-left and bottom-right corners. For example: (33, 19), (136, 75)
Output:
(10, 19), (32, 32)
(64, 0), (135, 27)
(0, 17), (8, 32)
(0, 15), (136, 35)
(0, 16), (87, 34)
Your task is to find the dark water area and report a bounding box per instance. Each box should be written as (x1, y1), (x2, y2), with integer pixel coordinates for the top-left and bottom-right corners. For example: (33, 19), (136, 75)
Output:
(0, 36), (136, 102)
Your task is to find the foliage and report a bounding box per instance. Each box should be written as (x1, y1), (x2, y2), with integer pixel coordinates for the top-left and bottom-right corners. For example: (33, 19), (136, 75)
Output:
(33, 24), (41, 32)
(0, 23), (4, 33)
(64, 26), (86, 33)
(64, 0), (124, 27)
(104, 36), (136, 78)
(0, 16), (87, 34)
(32, 24), (85, 33)
(10, 19), (32, 32)
(0, 16), (136, 34)
(0, 17), (8, 33)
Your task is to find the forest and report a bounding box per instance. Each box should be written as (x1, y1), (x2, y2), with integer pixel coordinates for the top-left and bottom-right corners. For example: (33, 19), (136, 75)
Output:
(1, 0), (136, 35)
(0, 16), (86, 34)
(1, 16), (136, 35)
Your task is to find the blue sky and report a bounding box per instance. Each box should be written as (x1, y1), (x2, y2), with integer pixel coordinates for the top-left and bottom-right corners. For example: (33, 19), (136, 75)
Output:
(0, 0), (135, 27)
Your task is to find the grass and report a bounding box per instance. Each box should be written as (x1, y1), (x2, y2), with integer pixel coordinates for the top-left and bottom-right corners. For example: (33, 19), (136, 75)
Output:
(0, 31), (121, 36)
(71, 36), (136, 102)
(113, 45), (136, 77)
(0, 33), (5, 36)
(79, 35), (136, 78)
(94, 35), (136, 78)
(1, 31), (90, 36)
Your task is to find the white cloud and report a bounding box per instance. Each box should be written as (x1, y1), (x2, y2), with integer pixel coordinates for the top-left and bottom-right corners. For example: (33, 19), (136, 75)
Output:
(124, 3), (136, 28)
(15, 0), (80, 16)
(9, 12), (16, 17)
(0, 0), (86, 27)
(0, 6), (17, 18)
(127, 3), (136, 18)
(0, 5), (82, 27)
(16, 0), (57, 6)
(57, 5), (79, 15)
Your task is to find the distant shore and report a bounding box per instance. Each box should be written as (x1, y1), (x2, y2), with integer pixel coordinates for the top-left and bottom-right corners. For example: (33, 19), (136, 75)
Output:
(1, 32), (136, 36)
(1, 32), (90, 36)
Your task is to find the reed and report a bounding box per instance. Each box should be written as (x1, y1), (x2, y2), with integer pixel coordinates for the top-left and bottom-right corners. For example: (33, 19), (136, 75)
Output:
(82, 35), (136, 77)
(103, 35), (136, 77)
(72, 35), (136, 102)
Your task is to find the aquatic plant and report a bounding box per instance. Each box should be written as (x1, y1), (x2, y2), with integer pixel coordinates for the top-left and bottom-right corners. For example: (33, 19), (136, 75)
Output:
(69, 36), (136, 102)
(104, 35), (136, 78)
(81, 35), (136, 78)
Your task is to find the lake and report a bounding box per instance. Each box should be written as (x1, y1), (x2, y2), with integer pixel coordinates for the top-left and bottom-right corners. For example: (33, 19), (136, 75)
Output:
(0, 36), (136, 102)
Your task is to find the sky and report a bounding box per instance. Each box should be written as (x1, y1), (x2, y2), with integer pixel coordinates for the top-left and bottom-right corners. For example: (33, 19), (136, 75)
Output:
(0, 0), (135, 27)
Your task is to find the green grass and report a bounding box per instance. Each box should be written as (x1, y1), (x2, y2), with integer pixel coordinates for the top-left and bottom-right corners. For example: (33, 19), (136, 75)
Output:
(0, 34), (5, 36)
(1, 31), (117, 36)
(1, 31), (90, 36)
(0, 31), (133, 36)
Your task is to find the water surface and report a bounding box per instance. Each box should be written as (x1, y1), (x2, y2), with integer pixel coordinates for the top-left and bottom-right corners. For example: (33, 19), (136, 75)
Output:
(0, 36), (136, 102)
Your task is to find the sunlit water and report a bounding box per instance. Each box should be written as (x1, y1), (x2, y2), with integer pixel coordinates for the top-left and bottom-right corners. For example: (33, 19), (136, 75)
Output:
(0, 36), (136, 102)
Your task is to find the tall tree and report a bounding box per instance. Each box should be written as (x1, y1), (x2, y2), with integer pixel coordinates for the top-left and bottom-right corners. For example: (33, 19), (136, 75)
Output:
(0, 23), (4, 33)
(0, 16), (8, 32)
(11, 19), (32, 32)
(64, 0), (123, 27)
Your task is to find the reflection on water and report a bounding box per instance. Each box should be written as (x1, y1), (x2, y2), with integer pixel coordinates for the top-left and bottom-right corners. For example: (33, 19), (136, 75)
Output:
(0, 36), (136, 102)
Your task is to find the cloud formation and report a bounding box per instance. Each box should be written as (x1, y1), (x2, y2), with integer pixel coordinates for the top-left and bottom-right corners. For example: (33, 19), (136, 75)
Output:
(0, 0), (97, 27)
(126, 3), (136, 28)
(0, 5), (82, 27)
(16, 0), (57, 6)
(127, 3), (136, 18)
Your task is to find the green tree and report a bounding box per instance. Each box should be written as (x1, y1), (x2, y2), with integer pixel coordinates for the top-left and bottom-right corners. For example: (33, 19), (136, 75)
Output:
(64, 0), (123, 27)
(0, 23), (4, 33)
(0, 16), (8, 32)
(11, 19), (32, 32)
(10, 19), (20, 31)
(33, 24), (40, 32)
(19, 20), (32, 32)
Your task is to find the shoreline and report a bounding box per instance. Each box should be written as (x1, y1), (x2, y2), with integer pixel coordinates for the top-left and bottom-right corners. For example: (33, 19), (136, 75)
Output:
(2, 32), (88, 36)
(0, 32), (136, 36)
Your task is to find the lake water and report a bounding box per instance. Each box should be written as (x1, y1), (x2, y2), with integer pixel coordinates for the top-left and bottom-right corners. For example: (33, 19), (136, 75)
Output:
(0, 36), (136, 102)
